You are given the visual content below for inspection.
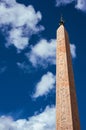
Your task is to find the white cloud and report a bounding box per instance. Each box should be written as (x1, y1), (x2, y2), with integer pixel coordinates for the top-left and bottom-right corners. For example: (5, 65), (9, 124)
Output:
(56, 0), (86, 12)
(27, 39), (56, 67)
(0, 106), (55, 130)
(75, 0), (86, 11)
(6, 28), (29, 50)
(0, 0), (44, 50)
(27, 39), (76, 67)
(70, 44), (76, 58)
(33, 72), (55, 98)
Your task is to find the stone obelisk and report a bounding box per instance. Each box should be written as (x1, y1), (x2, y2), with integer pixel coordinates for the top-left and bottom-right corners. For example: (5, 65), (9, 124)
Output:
(56, 18), (80, 130)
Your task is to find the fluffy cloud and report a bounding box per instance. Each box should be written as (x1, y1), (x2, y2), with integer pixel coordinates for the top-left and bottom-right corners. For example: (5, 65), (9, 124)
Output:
(0, 106), (55, 130)
(27, 39), (76, 67)
(0, 0), (44, 50)
(33, 72), (55, 98)
(27, 39), (56, 67)
(56, 0), (86, 11)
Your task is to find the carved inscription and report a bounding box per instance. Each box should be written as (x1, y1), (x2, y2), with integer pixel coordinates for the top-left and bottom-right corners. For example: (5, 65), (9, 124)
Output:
(56, 25), (80, 130)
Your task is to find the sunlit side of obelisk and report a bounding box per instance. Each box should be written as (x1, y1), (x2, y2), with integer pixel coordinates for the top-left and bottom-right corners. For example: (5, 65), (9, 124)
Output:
(56, 17), (80, 130)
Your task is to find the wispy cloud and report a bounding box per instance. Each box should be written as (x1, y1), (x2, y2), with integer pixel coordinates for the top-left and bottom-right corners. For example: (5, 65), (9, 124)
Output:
(17, 62), (33, 73)
(0, 0), (44, 50)
(0, 66), (7, 74)
(27, 39), (76, 67)
(33, 72), (55, 98)
(17, 62), (29, 72)
(56, 0), (86, 12)
(0, 106), (55, 130)
(56, 0), (74, 6)
(70, 44), (76, 58)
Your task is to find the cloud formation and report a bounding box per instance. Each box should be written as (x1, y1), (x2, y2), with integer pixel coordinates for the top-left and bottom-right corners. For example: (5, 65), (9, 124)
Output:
(33, 72), (55, 98)
(0, 67), (7, 74)
(27, 39), (76, 67)
(0, 67), (6, 73)
(70, 44), (76, 58)
(0, 106), (55, 130)
(56, 0), (74, 6)
(56, 0), (86, 11)
(28, 39), (56, 67)
(75, 0), (86, 11)
(0, 0), (44, 50)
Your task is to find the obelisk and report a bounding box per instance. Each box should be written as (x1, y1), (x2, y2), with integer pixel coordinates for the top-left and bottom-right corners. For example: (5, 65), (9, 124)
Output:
(56, 17), (80, 130)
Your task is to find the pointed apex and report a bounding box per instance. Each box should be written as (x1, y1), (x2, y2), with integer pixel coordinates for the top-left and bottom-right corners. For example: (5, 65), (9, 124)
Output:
(59, 15), (65, 26)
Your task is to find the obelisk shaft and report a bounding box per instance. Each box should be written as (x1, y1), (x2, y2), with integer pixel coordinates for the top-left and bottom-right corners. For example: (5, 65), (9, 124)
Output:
(56, 25), (80, 130)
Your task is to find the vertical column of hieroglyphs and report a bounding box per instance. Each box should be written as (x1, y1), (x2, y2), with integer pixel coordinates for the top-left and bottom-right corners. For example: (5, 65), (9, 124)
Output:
(56, 25), (73, 130)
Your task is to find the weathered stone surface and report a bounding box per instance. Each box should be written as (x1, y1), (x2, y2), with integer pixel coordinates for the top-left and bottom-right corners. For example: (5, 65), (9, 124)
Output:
(56, 25), (80, 130)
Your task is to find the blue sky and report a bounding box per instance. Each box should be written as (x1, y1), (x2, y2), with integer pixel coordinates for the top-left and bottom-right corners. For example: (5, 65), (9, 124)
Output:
(0, 0), (86, 129)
